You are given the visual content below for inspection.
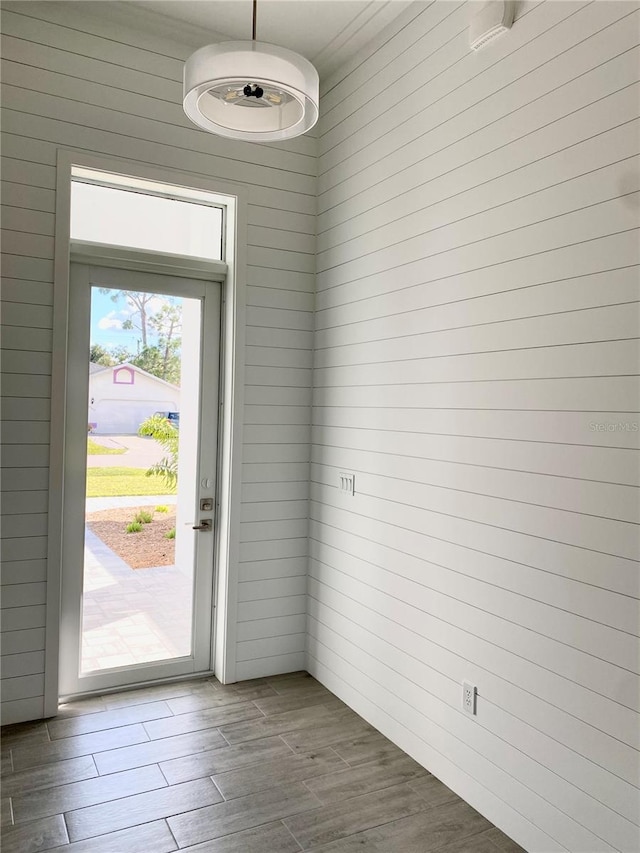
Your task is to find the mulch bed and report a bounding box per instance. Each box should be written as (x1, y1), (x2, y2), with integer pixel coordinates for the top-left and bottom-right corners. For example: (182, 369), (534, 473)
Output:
(86, 505), (176, 569)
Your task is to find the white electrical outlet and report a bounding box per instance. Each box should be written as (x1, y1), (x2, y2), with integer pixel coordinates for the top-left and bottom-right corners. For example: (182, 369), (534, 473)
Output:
(462, 682), (477, 715)
(339, 472), (355, 495)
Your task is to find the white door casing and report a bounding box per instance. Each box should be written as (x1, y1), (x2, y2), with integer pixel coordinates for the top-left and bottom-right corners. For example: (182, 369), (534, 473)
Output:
(48, 153), (248, 715)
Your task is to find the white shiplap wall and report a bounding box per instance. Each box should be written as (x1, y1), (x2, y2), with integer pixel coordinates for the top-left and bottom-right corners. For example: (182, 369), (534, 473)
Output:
(0, 1), (313, 723)
(308, 2), (640, 852)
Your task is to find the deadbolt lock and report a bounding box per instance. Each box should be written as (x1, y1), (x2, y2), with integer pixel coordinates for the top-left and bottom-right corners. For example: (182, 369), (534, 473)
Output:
(200, 498), (214, 512)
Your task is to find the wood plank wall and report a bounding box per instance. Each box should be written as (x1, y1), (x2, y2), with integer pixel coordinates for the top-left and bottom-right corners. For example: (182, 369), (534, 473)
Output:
(308, 2), (640, 851)
(0, 1), (314, 723)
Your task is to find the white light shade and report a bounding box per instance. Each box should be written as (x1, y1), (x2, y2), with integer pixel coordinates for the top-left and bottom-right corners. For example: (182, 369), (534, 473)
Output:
(183, 41), (319, 141)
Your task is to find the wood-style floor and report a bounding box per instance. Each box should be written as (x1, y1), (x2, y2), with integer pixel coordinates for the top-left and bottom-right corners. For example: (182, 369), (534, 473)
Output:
(1, 672), (525, 853)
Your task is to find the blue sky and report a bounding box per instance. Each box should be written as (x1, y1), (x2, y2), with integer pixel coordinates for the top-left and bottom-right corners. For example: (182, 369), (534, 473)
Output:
(90, 288), (141, 352)
(90, 288), (182, 355)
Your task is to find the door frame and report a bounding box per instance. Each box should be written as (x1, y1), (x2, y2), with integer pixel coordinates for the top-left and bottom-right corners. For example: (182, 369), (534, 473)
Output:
(60, 259), (221, 697)
(47, 151), (247, 713)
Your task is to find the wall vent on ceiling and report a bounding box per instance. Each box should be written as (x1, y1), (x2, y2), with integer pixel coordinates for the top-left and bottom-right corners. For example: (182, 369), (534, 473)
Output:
(469, 1), (514, 51)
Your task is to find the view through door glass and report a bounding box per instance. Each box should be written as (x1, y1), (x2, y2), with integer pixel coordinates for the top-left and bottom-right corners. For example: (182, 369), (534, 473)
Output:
(83, 285), (201, 673)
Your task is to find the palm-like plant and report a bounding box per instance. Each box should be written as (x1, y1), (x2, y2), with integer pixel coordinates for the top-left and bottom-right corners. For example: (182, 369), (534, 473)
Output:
(138, 414), (179, 489)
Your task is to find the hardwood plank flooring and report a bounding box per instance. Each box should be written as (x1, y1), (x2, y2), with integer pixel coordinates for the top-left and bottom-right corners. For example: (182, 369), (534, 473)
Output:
(47, 701), (174, 739)
(1, 752), (13, 776)
(66, 777), (222, 842)
(303, 755), (428, 804)
(11, 766), (168, 824)
(1, 813), (68, 853)
(93, 726), (228, 775)
(282, 783), (429, 849)
(0, 673), (525, 852)
(299, 800), (495, 852)
(1, 756), (97, 798)
(1, 722), (50, 749)
(211, 747), (345, 800)
(167, 781), (322, 847)
(1, 797), (14, 827)
(12, 723), (150, 769)
(159, 735), (293, 786)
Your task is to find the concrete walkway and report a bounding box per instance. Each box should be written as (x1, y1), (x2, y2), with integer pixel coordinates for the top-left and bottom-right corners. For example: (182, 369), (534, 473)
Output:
(82, 528), (192, 673)
(85, 495), (177, 513)
(81, 444), (188, 672)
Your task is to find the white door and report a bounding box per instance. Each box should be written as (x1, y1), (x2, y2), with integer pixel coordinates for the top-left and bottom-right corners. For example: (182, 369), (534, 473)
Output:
(59, 261), (221, 697)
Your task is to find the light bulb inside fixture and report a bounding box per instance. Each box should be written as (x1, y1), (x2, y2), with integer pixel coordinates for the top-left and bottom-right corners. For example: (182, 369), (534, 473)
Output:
(207, 82), (292, 110)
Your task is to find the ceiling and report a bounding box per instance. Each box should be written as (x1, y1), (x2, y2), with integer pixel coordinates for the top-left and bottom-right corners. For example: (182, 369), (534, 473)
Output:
(129, 0), (414, 79)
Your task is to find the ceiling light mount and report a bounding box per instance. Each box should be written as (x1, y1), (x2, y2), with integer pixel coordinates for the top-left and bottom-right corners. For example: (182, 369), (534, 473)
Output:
(183, 0), (319, 142)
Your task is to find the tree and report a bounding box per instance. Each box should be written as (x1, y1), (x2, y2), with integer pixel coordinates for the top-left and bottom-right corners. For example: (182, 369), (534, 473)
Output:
(109, 344), (133, 364)
(130, 347), (165, 381)
(99, 289), (156, 348)
(149, 303), (182, 383)
(131, 346), (181, 385)
(96, 292), (182, 383)
(138, 414), (179, 489)
(89, 343), (114, 366)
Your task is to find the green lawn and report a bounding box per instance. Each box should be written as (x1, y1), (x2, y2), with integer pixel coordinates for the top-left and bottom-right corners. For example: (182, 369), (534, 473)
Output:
(86, 467), (175, 497)
(87, 438), (126, 456)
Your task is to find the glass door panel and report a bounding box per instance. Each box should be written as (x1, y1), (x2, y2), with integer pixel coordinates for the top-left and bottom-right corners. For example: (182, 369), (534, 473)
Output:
(83, 286), (199, 673)
(59, 264), (220, 697)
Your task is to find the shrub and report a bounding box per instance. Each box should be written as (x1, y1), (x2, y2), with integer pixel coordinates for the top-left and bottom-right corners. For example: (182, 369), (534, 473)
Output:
(134, 511), (153, 524)
(138, 415), (179, 488)
(164, 527), (176, 540)
(125, 521), (142, 533)
(155, 505), (169, 513)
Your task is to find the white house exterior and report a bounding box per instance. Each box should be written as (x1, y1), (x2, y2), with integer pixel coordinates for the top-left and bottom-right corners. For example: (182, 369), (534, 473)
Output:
(88, 362), (180, 434)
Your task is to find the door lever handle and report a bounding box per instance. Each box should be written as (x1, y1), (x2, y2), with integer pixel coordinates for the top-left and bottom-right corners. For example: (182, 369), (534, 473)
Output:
(192, 519), (212, 532)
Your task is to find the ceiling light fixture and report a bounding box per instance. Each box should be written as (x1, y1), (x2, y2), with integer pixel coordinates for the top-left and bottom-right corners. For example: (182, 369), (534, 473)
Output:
(183, 0), (319, 142)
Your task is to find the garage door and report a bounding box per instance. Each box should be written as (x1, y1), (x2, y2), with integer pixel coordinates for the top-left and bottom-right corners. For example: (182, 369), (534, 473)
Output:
(92, 399), (177, 434)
